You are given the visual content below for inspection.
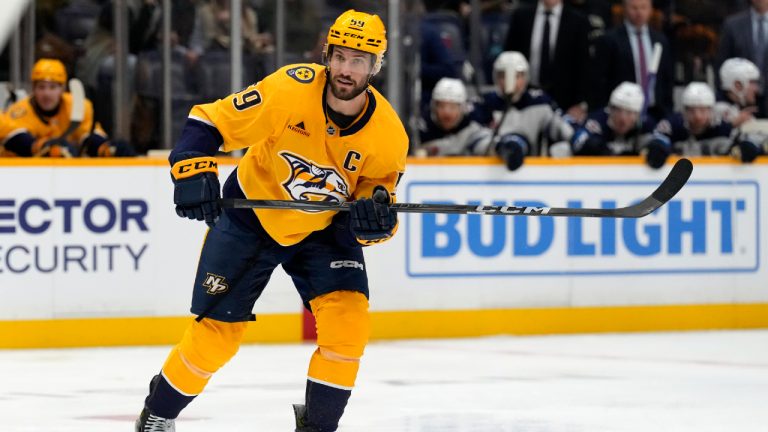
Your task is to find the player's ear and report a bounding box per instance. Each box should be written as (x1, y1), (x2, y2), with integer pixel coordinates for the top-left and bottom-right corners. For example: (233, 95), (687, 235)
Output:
(323, 44), (333, 66)
(369, 53), (376, 73)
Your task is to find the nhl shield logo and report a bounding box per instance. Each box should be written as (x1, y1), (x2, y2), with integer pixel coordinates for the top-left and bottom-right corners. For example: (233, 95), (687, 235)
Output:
(280, 151), (350, 211)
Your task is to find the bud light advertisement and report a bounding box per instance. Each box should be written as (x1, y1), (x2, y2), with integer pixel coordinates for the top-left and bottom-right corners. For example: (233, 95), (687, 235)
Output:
(405, 178), (759, 277)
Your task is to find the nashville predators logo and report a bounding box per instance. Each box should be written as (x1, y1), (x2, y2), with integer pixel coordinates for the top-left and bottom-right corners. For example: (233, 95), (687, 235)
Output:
(8, 107), (27, 120)
(286, 66), (315, 83)
(202, 273), (229, 295)
(280, 151), (350, 211)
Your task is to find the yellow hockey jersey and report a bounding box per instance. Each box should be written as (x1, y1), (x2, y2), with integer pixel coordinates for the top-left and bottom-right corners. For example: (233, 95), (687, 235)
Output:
(0, 115), (26, 145)
(189, 63), (409, 246)
(3, 93), (106, 148)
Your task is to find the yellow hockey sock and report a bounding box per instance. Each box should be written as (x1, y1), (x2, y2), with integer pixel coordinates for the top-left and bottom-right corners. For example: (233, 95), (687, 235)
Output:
(161, 318), (247, 395)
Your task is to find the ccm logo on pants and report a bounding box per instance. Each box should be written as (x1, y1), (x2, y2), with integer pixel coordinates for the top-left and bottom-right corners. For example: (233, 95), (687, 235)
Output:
(330, 260), (364, 271)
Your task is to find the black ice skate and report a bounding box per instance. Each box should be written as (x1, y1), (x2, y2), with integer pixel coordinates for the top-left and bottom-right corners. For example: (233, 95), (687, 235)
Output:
(135, 407), (176, 432)
(293, 404), (319, 432)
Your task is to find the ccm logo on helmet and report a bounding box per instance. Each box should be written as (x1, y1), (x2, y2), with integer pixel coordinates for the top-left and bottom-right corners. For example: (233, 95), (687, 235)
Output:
(330, 260), (364, 270)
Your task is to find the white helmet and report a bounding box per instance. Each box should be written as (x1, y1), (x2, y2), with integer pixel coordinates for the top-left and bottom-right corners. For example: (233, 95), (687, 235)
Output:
(719, 58), (760, 92)
(432, 78), (468, 104)
(493, 51), (529, 95)
(609, 82), (645, 113)
(681, 82), (715, 108)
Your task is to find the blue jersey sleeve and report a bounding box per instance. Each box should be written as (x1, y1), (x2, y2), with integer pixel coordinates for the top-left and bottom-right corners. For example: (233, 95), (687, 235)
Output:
(169, 118), (225, 165)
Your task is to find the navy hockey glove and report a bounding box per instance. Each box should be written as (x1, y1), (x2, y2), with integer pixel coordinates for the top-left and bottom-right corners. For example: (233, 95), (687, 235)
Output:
(32, 137), (76, 158)
(99, 139), (136, 157)
(83, 136), (136, 157)
(731, 139), (765, 163)
(171, 156), (221, 227)
(574, 134), (610, 156)
(644, 139), (670, 169)
(496, 133), (528, 171)
(350, 186), (397, 243)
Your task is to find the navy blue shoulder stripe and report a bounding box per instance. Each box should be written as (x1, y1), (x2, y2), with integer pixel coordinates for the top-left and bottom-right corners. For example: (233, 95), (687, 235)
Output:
(170, 117), (225, 163)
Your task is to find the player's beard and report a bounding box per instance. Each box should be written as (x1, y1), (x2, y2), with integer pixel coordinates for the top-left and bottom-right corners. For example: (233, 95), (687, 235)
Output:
(329, 72), (368, 101)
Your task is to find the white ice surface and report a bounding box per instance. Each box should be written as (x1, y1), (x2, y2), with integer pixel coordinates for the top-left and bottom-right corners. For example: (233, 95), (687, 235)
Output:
(1, 330), (768, 431)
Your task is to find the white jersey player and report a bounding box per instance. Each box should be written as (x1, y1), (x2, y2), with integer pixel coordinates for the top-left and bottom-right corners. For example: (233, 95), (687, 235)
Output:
(416, 77), (493, 156)
(475, 51), (573, 171)
(647, 82), (735, 167)
(715, 58), (761, 126)
(715, 58), (767, 162)
(571, 82), (656, 156)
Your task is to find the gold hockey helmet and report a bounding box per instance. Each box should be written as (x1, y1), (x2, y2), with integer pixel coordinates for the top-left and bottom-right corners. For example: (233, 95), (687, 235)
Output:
(31, 58), (67, 85)
(325, 9), (387, 75)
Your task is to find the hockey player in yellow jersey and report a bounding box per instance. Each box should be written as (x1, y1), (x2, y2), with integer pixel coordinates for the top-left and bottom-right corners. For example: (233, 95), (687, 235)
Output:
(135, 9), (408, 432)
(0, 58), (133, 157)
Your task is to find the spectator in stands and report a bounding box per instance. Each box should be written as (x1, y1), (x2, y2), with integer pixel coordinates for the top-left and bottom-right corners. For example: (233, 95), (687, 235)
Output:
(329, 0), (387, 14)
(0, 59), (133, 157)
(566, 0), (613, 45)
(475, 51), (573, 171)
(76, 0), (167, 127)
(160, 1), (202, 72)
(718, 0), (768, 113)
(645, 82), (764, 168)
(117, 0), (164, 54)
(420, 1), (465, 112)
(571, 81), (656, 156)
(672, 0), (744, 35)
(416, 77), (493, 156)
(258, 0), (322, 63)
(592, 0), (674, 122)
(34, 0), (81, 72)
(669, 19), (719, 84)
(79, 0), (201, 84)
(503, 0), (591, 123)
(188, 0), (273, 63)
(77, 0), (199, 144)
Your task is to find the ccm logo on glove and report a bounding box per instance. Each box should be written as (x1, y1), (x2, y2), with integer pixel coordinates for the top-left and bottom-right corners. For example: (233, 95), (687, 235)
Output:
(171, 156), (221, 227)
(172, 157), (219, 179)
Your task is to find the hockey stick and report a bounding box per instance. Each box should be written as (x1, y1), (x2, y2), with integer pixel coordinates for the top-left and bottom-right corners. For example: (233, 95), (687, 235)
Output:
(60, 78), (85, 139)
(220, 158), (693, 218)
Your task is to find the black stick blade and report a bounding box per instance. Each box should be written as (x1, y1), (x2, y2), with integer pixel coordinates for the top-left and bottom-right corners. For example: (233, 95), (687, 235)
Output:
(652, 158), (693, 204)
(611, 157), (693, 218)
